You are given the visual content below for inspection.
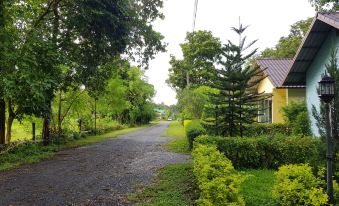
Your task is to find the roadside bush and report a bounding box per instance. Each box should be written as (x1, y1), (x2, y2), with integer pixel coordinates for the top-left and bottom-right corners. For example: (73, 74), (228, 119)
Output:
(185, 120), (205, 149)
(192, 144), (244, 206)
(272, 164), (328, 206)
(243, 123), (291, 136)
(195, 135), (322, 169)
(183, 120), (192, 129)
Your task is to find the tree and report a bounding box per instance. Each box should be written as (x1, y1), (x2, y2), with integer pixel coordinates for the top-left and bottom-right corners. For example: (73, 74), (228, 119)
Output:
(120, 67), (156, 125)
(177, 86), (217, 120)
(309, 0), (339, 11)
(167, 31), (222, 90)
(261, 18), (312, 58)
(204, 24), (265, 137)
(0, 0), (166, 144)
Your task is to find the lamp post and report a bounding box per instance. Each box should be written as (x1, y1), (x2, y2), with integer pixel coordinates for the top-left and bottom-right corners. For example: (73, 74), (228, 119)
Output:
(318, 72), (335, 204)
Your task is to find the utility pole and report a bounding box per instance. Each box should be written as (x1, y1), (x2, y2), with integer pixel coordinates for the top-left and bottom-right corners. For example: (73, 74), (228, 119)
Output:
(187, 0), (199, 88)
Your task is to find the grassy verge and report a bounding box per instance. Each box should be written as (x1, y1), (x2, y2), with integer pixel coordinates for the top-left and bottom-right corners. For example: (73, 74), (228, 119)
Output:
(130, 163), (198, 206)
(162, 121), (190, 154)
(0, 124), (153, 171)
(240, 169), (275, 206)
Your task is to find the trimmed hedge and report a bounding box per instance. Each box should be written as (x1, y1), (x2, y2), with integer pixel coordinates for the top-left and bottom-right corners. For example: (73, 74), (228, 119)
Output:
(243, 123), (291, 137)
(192, 144), (244, 206)
(195, 135), (322, 169)
(185, 120), (205, 149)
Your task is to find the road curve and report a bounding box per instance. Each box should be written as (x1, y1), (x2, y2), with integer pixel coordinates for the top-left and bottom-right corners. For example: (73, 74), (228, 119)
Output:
(0, 122), (189, 206)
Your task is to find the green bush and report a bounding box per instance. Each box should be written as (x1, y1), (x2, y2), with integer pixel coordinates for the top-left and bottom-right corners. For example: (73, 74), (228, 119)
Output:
(195, 135), (321, 169)
(282, 102), (311, 136)
(192, 144), (244, 206)
(185, 120), (205, 149)
(243, 123), (291, 137)
(272, 164), (328, 206)
(293, 111), (311, 136)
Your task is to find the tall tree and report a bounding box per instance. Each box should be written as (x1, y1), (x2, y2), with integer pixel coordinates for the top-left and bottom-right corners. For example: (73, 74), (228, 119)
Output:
(261, 18), (312, 58)
(0, 0), (166, 144)
(204, 24), (265, 137)
(167, 30), (222, 90)
(309, 0), (339, 11)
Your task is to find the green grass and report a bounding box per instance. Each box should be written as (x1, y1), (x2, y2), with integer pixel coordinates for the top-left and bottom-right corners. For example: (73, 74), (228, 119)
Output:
(130, 163), (198, 206)
(0, 124), (153, 171)
(240, 169), (275, 206)
(162, 121), (190, 154)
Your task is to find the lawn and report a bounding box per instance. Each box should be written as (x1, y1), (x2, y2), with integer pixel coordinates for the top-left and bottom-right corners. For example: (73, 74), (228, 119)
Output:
(162, 121), (190, 154)
(0, 124), (152, 171)
(240, 169), (275, 206)
(130, 163), (198, 206)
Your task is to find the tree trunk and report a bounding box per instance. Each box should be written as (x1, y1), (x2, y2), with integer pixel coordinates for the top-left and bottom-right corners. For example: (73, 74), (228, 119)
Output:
(0, 98), (5, 144)
(57, 91), (62, 138)
(6, 100), (15, 144)
(42, 103), (52, 145)
(94, 99), (97, 134)
(0, 2), (6, 145)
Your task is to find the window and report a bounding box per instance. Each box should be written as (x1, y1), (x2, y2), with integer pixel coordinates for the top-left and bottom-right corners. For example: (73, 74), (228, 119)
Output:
(258, 99), (272, 123)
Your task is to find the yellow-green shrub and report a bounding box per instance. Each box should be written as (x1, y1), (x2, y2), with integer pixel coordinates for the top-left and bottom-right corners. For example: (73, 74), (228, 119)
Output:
(192, 144), (244, 206)
(183, 120), (192, 130)
(185, 120), (205, 149)
(272, 164), (328, 206)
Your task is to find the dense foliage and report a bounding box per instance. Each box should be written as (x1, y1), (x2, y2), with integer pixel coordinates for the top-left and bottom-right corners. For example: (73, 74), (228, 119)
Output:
(243, 123), (291, 137)
(272, 164), (328, 206)
(192, 144), (244, 206)
(185, 120), (205, 149)
(167, 31), (222, 91)
(195, 135), (321, 169)
(0, 0), (165, 144)
(282, 102), (311, 136)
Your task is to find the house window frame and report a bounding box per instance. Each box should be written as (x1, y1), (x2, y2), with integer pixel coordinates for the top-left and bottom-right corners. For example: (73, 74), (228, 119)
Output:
(258, 99), (272, 123)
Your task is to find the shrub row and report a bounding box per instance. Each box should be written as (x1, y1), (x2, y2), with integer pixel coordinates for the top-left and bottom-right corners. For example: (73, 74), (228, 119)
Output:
(192, 144), (244, 206)
(185, 120), (205, 149)
(195, 135), (323, 169)
(243, 123), (291, 137)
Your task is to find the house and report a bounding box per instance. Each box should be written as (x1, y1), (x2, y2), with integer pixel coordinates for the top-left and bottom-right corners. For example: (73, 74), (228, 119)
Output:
(283, 12), (339, 136)
(256, 58), (306, 123)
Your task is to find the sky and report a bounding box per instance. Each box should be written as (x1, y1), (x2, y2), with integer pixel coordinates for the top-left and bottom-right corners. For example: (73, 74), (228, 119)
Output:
(145, 0), (316, 106)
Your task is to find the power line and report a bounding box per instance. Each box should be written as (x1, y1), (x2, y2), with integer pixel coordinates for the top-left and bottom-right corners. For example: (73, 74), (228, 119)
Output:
(192, 0), (199, 31)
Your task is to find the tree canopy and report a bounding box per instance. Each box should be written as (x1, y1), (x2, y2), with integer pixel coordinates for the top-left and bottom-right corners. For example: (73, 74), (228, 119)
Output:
(260, 18), (312, 58)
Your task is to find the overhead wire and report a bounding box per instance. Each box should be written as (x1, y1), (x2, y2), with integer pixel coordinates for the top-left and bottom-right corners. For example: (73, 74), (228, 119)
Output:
(192, 0), (199, 31)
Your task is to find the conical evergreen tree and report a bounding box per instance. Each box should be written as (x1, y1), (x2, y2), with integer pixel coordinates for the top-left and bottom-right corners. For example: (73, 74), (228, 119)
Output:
(203, 24), (266, 137)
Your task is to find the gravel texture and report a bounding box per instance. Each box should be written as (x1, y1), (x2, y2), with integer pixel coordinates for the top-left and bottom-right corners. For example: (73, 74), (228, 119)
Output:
(0, 122), (190, 206)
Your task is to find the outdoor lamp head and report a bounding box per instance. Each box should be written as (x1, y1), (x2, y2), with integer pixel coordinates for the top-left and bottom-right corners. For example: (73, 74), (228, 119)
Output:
(318, 72), (335, 103)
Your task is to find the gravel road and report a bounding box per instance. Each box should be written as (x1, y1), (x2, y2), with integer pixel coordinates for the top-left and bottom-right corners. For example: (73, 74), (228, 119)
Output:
(0, 122), (189, 206)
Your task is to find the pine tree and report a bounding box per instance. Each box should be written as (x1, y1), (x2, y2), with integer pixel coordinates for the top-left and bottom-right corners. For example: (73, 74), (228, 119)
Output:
(203, 24), (266, 137)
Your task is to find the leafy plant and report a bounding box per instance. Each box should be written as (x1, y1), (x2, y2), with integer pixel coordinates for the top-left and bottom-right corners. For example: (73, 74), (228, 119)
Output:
(195, 135), (321, 169)
(272, 164), (328, 206)
(192, 144), (244, 206)
(185, 120), (205, 149)
(282, 102), (311, 136)
(243, 123), (291, 137)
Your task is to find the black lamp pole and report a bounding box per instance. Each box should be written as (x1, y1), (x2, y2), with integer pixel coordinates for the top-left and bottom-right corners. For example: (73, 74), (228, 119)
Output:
(319, 72), (335, 204)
